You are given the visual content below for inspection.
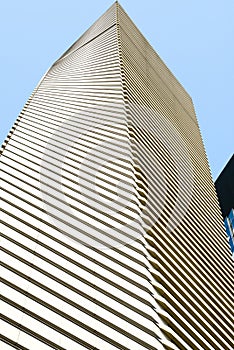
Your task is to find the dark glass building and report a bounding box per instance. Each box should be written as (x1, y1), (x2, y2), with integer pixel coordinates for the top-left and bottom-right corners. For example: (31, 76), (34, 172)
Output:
(215, 154), (234, 256)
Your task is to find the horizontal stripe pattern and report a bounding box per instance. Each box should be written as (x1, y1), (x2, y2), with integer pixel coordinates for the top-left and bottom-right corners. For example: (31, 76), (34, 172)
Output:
(0, 3), (163, 350)
(0, 2), (233, 350)
(117, 3), (234, 350)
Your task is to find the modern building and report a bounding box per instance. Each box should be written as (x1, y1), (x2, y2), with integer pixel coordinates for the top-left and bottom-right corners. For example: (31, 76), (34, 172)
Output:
(215, 154), (234, 256)
(0, 2), (233, 350)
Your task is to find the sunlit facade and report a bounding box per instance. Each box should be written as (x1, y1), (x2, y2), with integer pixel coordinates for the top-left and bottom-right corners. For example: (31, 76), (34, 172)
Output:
(0, 3), (233, 350)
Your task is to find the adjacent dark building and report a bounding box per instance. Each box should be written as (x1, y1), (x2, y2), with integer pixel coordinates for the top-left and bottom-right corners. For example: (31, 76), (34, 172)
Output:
(215, 154), (234, 218)
(215, 154), (234, 256)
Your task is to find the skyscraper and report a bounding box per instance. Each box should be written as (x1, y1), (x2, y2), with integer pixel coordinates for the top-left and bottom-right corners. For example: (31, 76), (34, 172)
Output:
(1, 2), (233, 350)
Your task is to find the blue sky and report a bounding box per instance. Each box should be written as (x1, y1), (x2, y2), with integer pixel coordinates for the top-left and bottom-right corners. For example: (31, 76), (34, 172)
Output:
(0, 0), (233, 179)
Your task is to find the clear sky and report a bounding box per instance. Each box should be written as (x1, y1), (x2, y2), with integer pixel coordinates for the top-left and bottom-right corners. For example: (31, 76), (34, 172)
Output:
(0, 0), (233, 180)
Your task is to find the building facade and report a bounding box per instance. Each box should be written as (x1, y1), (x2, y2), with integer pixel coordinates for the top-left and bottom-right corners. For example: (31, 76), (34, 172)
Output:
(0, 3), (233, 350)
